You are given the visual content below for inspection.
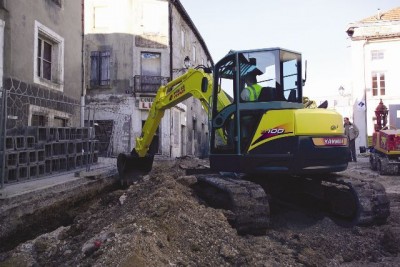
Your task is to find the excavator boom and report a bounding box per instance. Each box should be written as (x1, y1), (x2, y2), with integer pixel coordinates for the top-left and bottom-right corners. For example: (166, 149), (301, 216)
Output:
(117, 67), (231, 179)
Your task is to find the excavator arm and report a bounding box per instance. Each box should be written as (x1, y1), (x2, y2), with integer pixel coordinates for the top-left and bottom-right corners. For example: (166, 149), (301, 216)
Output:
(135, 67), (231, 157)
(118, 67), (231, 178)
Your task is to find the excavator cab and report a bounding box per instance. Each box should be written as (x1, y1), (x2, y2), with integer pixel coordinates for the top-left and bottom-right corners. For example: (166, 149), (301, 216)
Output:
(209, 48), (348, 174)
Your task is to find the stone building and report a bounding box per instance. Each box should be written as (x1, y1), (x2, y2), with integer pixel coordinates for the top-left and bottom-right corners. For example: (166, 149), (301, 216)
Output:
(346, 7), (400, 149)
(0, 0), (83, 128)
(0, 1), (90, 185)
(84, 0), (213, 158)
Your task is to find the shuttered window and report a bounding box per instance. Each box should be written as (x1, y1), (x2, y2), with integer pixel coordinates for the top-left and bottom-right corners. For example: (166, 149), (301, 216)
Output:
(90, 51), (111, 87)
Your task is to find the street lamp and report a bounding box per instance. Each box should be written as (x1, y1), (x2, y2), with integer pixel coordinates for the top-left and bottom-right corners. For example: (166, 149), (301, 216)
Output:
(338, 86), (345, 96)
(184, 56), (191, 68)
(173, 56), (191, 74)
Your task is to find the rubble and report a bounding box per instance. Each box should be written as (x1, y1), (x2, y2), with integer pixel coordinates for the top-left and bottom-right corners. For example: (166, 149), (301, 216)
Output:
(0, 156), (399, 266)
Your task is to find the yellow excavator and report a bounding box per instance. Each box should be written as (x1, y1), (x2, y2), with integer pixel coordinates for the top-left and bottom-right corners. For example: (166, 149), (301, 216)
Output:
(118, 47), (389, 234)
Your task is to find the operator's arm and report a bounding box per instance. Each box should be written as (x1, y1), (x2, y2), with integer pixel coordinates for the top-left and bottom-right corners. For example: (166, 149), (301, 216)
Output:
(241, 88), (250, 101)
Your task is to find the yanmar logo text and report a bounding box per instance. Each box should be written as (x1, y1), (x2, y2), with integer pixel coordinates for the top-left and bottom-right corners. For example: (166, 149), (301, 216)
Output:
(324, 138), (345, 145)
(169, 86), (185, 101)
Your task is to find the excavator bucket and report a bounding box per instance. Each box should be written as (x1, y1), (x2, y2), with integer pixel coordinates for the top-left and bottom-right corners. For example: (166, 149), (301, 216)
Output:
(117, 137), (158, 182)
(117, 152), (154, 182)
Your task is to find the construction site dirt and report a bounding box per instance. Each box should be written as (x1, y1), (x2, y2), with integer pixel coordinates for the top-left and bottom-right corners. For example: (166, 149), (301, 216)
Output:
(0, 156), (400, 266)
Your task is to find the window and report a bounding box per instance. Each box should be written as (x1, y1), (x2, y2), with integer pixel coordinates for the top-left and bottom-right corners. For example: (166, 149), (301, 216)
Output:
(181, 30), (185, 48)
(371, 50), (384, 60)
(372, 72), (385, 96)
(0, 1), (6, 10)
(90, 51), (111, 87)
(31, 114), (47, 126)
(37, 38), (52, 80)
(50, 0), (62, 7)
(54, 117), (68, 127)
(34, 21), (64, 91)
(192, 45), (196, 62)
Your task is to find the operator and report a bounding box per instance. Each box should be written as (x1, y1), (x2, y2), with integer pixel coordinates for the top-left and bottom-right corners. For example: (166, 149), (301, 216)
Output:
(344, 117), (359, 162)
(240, 71), (262, 101)
(239, 71), (263, 150)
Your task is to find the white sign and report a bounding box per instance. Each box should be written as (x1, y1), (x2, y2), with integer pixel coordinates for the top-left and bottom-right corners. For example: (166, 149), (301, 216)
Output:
(138, 97), (154, 110)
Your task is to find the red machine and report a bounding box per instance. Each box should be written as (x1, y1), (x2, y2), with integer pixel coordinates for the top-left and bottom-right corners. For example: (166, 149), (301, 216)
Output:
(370, 100), (400, 174)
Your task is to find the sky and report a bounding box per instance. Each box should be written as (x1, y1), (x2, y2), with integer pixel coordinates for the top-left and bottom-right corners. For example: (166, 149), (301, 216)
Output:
(179, 0), (399, 98)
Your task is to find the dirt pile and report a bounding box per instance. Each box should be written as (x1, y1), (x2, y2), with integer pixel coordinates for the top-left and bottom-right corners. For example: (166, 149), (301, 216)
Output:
(1, 156), (400, 266)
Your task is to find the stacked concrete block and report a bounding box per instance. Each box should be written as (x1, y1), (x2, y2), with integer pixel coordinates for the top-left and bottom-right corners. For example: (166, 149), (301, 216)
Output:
(26, 136), (35, 149)
(2, 126), (99, 183)
(5, 137), (14, 150)
(4, 151), (18, 183)
(29, 164), (38, 178)
(15, 136), (26, 150)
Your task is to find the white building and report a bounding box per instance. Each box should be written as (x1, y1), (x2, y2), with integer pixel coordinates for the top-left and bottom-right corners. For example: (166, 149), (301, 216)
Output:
(346, 7), (400, 150)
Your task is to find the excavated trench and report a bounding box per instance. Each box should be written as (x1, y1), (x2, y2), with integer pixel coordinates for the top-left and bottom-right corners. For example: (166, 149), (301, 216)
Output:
(0, 182), (121, 253)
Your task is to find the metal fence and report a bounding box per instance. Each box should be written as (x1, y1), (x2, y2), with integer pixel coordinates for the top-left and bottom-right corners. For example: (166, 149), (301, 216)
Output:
(0, 82), (107, 188)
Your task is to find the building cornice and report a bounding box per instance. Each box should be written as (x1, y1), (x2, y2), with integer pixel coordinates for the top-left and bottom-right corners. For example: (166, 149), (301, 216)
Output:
(346, 21), (400, 41)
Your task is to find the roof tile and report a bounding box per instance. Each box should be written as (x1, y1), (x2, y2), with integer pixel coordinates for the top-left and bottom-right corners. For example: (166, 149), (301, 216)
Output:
(360, 7), (400, 22)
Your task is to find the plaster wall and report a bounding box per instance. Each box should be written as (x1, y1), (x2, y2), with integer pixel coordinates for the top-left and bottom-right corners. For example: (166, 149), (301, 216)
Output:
(84, 0), (212, 158)
(4, 0), (82, 99)
(350, 25), (400, 150)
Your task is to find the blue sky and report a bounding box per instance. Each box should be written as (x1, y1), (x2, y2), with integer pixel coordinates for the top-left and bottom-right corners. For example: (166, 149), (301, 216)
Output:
(179, 0), (399, 98)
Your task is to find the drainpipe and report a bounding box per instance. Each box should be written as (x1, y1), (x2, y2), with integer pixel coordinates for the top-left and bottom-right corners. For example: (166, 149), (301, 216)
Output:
(169, 1), (173, 79)
(80, 0), (85, 127)
(1, 91), (7, 189)
(0, 20), (5, 188)
(169, 1), (173, 157)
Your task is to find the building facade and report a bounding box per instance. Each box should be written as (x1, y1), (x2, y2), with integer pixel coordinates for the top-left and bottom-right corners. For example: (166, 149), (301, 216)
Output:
(0, 1), (91, 185)
(84, 0), (213, 158)
(346, 7), (400, 149)
(0, 0), (83, 128)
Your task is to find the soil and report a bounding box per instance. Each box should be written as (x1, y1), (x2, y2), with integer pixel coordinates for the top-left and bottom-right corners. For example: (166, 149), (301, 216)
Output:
(1, 156), (400, 266)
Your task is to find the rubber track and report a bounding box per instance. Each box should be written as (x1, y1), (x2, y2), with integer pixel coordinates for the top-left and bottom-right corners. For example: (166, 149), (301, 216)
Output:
(330, 177), (390, 225)
(196, 175), (270, 235)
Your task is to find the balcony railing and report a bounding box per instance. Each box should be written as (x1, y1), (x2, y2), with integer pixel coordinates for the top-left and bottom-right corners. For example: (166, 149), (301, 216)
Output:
(133, 75), (170, 94)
